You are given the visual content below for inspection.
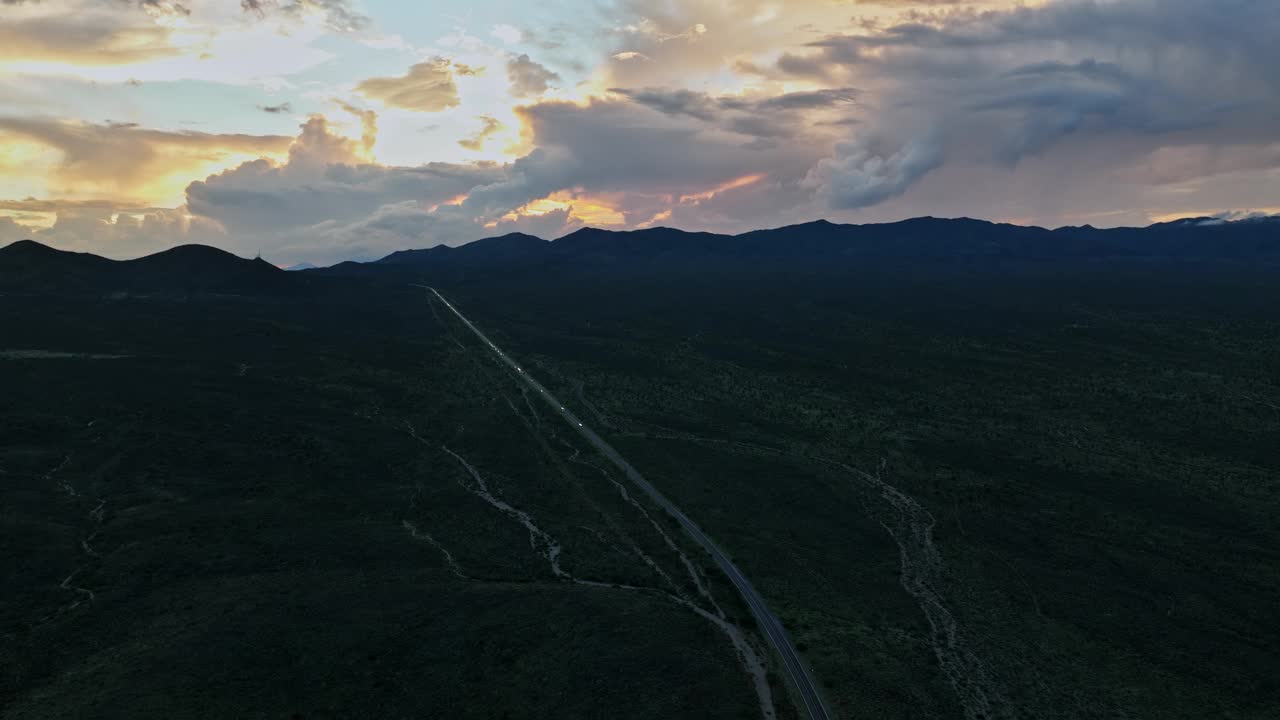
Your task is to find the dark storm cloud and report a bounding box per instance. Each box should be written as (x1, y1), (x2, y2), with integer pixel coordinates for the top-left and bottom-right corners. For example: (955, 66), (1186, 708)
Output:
(185, 118), (503, 235)
(459, 99), (822, 222)
(775, 52), (835, 81)
(178, 91), (829, 262)
(607, 87), (859, 138)
(757, 89), (860, 111)
(607, 88), (719, 121)
(789, 0), (1280, 209)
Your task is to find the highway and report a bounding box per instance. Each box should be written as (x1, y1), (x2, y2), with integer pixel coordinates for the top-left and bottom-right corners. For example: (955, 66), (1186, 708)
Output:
(419, 285), (834, 720)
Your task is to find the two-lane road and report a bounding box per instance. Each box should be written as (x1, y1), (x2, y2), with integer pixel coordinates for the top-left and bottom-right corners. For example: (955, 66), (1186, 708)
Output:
(419, 285), (834, 720)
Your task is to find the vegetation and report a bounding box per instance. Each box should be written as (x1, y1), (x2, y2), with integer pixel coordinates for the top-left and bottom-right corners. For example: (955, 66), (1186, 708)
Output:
(445, 258), (1280, 720)
(3, 224), (1278, 718)
(0, 290), (760, 719)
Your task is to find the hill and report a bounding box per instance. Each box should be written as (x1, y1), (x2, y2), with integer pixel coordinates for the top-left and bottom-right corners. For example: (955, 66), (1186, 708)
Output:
(378, 232), (548, 265)
(0, 240), (292, 294)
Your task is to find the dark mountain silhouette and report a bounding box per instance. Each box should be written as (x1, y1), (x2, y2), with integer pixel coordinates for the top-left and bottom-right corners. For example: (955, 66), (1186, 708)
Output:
(6, 215), (1278, 293)
(321, 215), (1280, 282)
(547, 227), (733, 263)
(0, 239), (115, 290)
(0, 240), (289, 294)
(378, 232), (548, 265)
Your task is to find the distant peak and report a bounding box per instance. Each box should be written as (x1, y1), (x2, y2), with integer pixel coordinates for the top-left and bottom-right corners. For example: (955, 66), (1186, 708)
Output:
(151, 243), (242, 258)
(469, 231), (548, 246)
(562, 226), (612, 237)
(0, 239), (93, 261)
(2, 239), (54, 252)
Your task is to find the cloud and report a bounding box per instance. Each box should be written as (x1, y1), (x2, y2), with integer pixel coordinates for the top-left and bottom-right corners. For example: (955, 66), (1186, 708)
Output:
(790, 0), (1280, 209)
(601, 0), (835, 89)
(506, 54), (560, 98)
(458, 116), (504, 151)
(850, 0), (969, 5)
(608, 87), (719, 121)
(137, 1), (190, 16)
(0, 6), (178, 65)
(0, 205), (226, 258)
(239, 0), (368, 33)
(0, 0), (362, 88)
(333, 101), (378, 156)
(491, 24), (523, 45)
(0, 116), (292, 203)
(64, 93), (821, 263)
(173, 93), (833, 262)
(607, 86), (858, 139)
(184, 112), (503, 258)
(355, 58), (462, 112)
(1136, 143), (1280, 187)
(758, 89), (860, 111)
(0, 217), (32, 245)
(0, 106), (510, 262)
(614, 87), (858, 118)
(0, 197), (159, 213)
(803, 131), (943, 209)
(8, 0), (1280, 262)
(279, 114), (367, 168)
(459, 98), (822, 224)
(1204, 209), (1280, 224)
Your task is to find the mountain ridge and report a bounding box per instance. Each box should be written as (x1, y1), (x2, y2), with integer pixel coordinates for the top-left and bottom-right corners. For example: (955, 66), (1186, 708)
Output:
(5, 214), (1279, 292)
(0, 239), (287, 294)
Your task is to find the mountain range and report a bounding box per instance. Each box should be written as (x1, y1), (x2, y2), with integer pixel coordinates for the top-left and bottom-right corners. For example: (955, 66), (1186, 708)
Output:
(317, 215), (1280, 278)
(3, 215), (1279, 293)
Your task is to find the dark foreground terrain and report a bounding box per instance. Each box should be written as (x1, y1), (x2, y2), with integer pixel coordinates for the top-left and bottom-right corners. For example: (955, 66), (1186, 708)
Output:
(3, 218), (1279, 719)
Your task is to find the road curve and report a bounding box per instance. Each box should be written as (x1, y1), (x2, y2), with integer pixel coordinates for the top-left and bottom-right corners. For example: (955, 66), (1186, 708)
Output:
(418, 285), (834, 720)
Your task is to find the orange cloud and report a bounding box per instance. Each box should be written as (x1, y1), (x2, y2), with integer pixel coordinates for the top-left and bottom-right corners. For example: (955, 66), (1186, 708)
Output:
(0, 118), (293, 207)
(504, 191), (627, 228)
(356, 58), (462, 112)
(427, 193), (469, 213)
(677, 173), (766, 204)
(0, 12), (179, 66)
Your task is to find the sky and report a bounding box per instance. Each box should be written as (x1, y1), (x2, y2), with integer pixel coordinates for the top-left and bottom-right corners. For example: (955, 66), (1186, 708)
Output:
(1, 0), (1278, 264)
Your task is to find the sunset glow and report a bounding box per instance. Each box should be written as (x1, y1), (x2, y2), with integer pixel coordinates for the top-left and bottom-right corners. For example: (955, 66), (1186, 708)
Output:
(1, 1), (1277, 264)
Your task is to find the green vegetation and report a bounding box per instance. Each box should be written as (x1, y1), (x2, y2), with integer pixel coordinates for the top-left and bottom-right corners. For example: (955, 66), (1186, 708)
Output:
(4, 254), (1279, 719)
(0, 291), (760, 719)
(447, 260), (1280, 719)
